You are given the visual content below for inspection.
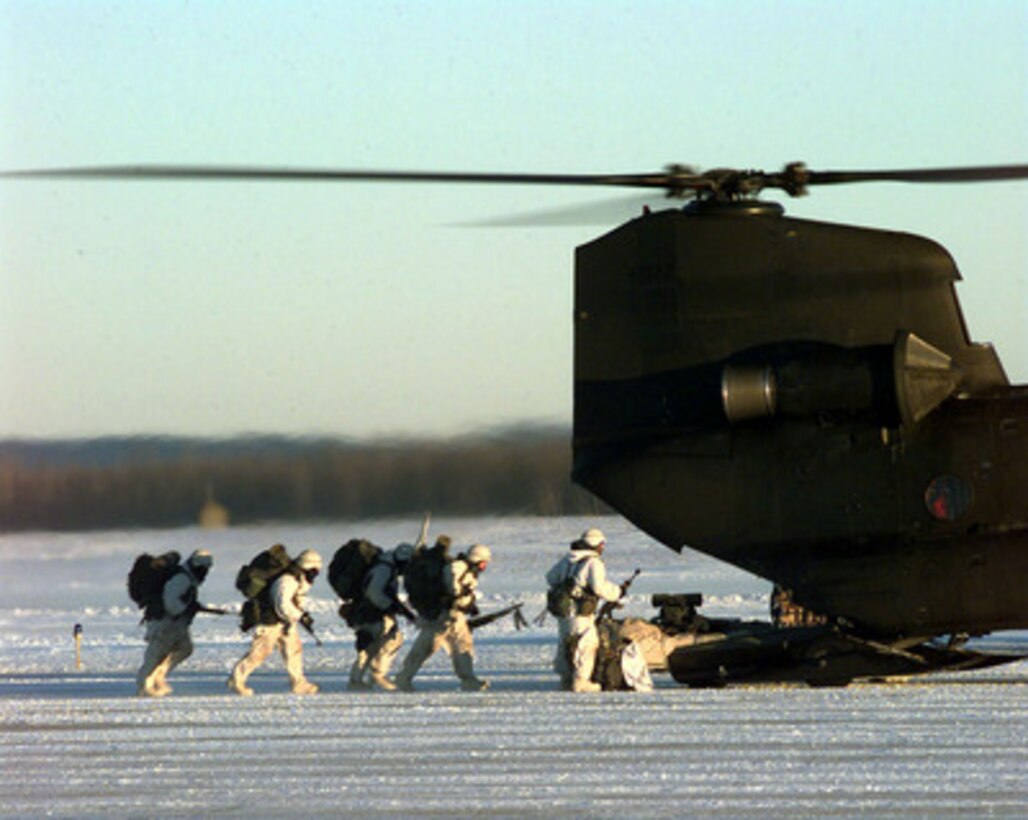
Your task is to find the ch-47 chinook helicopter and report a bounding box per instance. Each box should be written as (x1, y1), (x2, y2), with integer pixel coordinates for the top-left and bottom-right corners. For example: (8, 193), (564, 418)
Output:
(6, 160), (1028, 685)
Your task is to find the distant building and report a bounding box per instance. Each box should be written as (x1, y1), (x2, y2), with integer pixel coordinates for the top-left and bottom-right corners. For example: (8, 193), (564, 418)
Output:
(199, 485), (230, 529)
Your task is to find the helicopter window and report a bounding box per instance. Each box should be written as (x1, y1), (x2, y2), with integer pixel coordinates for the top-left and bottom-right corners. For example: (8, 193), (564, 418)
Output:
(924, 475), (972, 522)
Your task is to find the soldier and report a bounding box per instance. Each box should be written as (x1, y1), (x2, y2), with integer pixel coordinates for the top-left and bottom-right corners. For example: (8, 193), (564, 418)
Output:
(394, 543), (491, 692)
(228, 549), (322, 696)
(348, 543), (416, 691)
(545, 528), (623, 692)
(136, 549), (214, 697)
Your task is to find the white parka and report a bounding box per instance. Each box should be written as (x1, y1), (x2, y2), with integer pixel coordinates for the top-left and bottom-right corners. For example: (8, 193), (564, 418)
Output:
(546, 548), (621, 607)
(363, 552), (403, 613)
(444, 557), (479, 614)
(161, 565), (201, 620)
(270, 571), (312, 625)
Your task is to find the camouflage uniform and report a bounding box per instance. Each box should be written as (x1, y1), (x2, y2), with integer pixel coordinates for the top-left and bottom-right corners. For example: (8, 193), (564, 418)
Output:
(228, 551), (321, 696)
(395, 546), (491, 692)
(546, 533), (622, 692)
(349, 548), (409, 691)
(136, 551), (211, 697)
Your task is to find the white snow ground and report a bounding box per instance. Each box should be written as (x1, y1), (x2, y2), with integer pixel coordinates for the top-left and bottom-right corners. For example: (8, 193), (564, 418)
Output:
(1, 515), (1026, 817)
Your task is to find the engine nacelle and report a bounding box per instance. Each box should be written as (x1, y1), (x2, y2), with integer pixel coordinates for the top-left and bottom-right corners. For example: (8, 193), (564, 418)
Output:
(721, 332), (959, 427)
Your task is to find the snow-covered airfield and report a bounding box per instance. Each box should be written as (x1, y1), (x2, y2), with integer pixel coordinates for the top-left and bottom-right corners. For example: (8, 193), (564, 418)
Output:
(1, 515), (1026, 816)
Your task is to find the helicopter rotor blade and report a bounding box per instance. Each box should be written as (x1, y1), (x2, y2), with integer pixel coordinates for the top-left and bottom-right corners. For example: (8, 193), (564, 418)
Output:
(457, 194), (663, 227)
(804, 165), (1028, 187)
(0, 164), (711, 194)
(4, 162), (1026, 201)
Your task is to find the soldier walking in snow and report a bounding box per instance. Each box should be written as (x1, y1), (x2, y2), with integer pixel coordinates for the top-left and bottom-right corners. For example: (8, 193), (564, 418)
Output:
(228, 549), (322, 696)
(545, 528), (623, 692)
(395, 542), (492, 692)
(348, 543), (416, 691)
(136, 549), (215, 697)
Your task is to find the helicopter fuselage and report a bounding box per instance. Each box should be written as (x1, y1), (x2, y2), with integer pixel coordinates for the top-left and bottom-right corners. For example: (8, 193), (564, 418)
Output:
(572, 202), (1028, 639)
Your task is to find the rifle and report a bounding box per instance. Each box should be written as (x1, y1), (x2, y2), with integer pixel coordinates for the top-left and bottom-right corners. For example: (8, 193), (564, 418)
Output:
(394, 600), (418, 623)
(597, 568), (642, 621)
(184, 601), (229, 620)
(299, 612), (323, 647)
(468, 602), (527, 632)
(195, 604), (229, 616)
(415, 512), (431, 549)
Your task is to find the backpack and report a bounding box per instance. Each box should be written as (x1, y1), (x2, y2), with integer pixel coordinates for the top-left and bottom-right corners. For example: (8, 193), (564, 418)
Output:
(404, 540), (452, 620)
(593, 620), (628, 691)
(547, 556), (599, 617)
(235, 544), (292, 632)
(546, 575), (576, 618)
(127, 551), (182, 621)
(328, 539), (382, 602)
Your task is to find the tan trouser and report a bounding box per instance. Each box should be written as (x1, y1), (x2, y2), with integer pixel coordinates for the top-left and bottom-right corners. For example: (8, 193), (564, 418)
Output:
(350, 615), (403, 684)
(137, 617), (192, 695)
(230, 623), (312, 692)
(396, 611), (478, 685)
(554, 615), (598, 691)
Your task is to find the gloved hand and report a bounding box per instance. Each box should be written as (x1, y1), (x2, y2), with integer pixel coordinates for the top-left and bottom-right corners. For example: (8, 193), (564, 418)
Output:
(300, 612), (315, 631)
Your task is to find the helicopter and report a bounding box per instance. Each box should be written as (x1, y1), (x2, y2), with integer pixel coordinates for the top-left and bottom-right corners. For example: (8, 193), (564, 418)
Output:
(6, 160), (1028, 684)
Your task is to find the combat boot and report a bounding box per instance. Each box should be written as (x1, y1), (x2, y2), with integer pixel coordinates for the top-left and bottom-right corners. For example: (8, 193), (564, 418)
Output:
(453, 651), (488, 691)
(348, 653), (368, 690)
(291, 680), (319, 695)
(394, 673), (415, 692)
(227, 676), (254, 697)
(371, 673), (396, 691)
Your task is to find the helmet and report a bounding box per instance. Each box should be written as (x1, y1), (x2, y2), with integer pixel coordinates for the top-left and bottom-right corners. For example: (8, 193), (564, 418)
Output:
(187, 549), (213, 570)
(467, 544), (491, 566)
(296, 549), (323, 572)
(393, 543), (415, 563)
(581, 528), (606, 549)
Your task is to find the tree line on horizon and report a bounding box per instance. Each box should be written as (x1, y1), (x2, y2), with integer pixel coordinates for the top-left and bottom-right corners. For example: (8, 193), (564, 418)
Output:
(0, 430), (609, 532)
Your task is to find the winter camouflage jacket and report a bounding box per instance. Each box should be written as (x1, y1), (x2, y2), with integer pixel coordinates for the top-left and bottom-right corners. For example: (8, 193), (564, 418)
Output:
(444, 557), (479, 615)
(270, 571), (312, 625)
(546, 548), (621, 613)
(161, 565), (201, 621)
(362, 553), (402, 615)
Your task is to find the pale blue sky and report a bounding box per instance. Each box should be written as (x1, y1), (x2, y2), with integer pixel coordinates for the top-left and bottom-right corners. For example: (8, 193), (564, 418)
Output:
(2, 1), (1026, 439)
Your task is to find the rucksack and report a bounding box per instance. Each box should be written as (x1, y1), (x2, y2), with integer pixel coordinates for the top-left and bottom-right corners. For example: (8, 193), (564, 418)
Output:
(127, 551), (182, 621)
(547, 557), (598, 617)
(593, 620), (628, 691)
(328, 539), (382, 602)
(235, 544), (292, 632)
(404, 540), (452, 620)
(546, 576), (576, 618)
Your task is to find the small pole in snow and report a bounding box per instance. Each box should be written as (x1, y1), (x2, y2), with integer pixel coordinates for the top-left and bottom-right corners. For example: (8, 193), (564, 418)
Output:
(73, 623), (83, 670)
